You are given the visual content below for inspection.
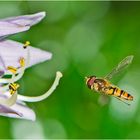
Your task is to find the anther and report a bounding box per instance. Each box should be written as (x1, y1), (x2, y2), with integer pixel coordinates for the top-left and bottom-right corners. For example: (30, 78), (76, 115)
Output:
(19, 57), (25, 67)
(7, 66), (17, 74)
(23, 41), (30, 49)
(9, 83), (20, 95)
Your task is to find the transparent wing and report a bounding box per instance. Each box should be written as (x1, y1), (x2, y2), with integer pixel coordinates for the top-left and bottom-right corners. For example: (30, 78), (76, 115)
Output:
(98, 95), (109, 106)
(113, 96), (131, 106)
(105, 55), (134, 80)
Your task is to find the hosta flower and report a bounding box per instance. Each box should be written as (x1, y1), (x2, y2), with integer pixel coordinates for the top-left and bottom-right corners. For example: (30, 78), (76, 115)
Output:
(0, 12), (63, 121)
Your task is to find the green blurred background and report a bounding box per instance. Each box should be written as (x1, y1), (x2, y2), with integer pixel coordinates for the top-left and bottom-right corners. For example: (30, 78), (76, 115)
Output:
(0, 1), (140, 139)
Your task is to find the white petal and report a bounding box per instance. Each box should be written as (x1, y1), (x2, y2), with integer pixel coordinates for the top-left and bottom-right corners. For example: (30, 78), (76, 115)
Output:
(0, 39), (52, 70)
(1, 11), (46, 26)
(0, 21), (30, 38)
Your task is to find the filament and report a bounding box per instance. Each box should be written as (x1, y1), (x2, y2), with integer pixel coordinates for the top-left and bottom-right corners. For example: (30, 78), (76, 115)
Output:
(17, 71), (63, 102)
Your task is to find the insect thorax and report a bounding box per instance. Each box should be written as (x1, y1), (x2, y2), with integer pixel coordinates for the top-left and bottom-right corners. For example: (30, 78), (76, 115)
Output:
(92, 78), (109, 93)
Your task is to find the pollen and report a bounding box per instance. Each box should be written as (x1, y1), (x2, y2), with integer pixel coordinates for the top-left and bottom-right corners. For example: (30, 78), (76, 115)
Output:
(9, 83), (20, 95)
(23, 41), (30, 49)
(7, 66), (17, 74)
(19, 57), (25, 67)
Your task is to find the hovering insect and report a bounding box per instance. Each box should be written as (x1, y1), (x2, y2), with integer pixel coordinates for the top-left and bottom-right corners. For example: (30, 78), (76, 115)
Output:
(85, 55), (134, 105)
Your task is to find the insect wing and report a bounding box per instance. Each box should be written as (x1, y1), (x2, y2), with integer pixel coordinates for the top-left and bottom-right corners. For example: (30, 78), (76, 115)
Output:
(105, 55), (133, 80)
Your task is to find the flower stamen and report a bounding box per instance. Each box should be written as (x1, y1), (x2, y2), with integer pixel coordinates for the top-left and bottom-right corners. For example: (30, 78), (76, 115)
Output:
(23, 41), (30, 49)
(9, 83), (20, 95)
(7, 66), (17, 74)
(19, 57), (25, 67)
(18, 71), (63, 102)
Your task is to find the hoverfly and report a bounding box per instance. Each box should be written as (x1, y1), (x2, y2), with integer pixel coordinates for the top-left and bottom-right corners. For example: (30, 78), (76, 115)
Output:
(85, 55), (134, 105)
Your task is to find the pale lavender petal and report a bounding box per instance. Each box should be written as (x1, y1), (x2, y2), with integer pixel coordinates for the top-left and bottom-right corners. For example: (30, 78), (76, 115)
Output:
(0, 12), (45, 39)
(1, 11), (46, 27)
(0, 56), (6, 77)
(0, 94), (36, 121)
(0, 71), (4, 77)
(0, 40), (52, 70)
(0, 104), (22, 116)
(0, 21), (30, 38)
(0, 55), (6, 69)
(9, 102), (36, 121)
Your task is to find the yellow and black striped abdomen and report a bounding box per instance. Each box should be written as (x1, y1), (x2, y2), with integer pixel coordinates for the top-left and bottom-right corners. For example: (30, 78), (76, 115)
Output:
(105, 86), (133, 101)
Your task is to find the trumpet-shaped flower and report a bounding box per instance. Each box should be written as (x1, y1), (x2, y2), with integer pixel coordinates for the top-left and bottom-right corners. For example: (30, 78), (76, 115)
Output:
(0, 12), (63, 121)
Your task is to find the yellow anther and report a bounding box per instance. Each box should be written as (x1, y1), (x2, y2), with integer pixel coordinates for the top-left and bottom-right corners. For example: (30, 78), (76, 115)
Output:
(9, 83), (20, 95)
(7, 66), (17, 74)
(19, 57), (25, 67)
(23, 41), (30, 49)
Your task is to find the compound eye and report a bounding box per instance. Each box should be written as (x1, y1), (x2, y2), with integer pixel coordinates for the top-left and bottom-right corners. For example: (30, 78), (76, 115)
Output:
(87, 76), (96, 89)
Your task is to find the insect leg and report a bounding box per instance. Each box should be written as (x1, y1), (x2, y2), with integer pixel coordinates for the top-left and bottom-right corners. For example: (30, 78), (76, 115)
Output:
(113, 96), (130, 106)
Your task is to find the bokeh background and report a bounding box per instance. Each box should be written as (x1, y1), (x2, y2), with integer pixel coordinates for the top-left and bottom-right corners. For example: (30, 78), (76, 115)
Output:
(0, 1), (140, 139)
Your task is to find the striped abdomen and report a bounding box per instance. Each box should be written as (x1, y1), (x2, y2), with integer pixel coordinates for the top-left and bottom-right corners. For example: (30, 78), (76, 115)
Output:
(106, 86), (133, 101)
